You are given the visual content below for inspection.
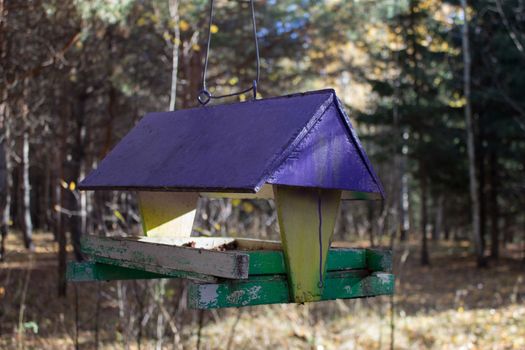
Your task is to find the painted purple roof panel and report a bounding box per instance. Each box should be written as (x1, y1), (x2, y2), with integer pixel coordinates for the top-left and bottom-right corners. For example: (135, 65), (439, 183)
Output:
(80, 90), (333, 192)
(267, 104), (382, 194)
(79, 89), (384, 198)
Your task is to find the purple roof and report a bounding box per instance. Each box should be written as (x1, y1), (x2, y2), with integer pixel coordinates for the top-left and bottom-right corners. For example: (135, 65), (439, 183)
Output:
(79, 89), (384, 198)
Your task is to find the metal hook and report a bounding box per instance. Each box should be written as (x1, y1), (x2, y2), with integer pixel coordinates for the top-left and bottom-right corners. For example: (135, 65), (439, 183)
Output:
(198, 89), (212, 106)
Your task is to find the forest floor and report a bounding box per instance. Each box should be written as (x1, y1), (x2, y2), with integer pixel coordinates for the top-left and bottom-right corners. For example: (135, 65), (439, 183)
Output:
(0, 232), (524, 350)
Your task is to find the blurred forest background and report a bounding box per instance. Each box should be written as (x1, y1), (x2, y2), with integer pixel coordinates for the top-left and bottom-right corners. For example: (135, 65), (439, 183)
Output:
(0, 0), (524, 349)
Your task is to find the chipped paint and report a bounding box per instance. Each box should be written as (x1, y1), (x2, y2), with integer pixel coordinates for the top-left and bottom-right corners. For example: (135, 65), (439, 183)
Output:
(226, 290), (246, 304)
(188, 271), (394, 309)
(198, 284), (219, 308)
(247, 285), (262, 300)
(80, 235), (249, 279)
(375, 272), (392, 285)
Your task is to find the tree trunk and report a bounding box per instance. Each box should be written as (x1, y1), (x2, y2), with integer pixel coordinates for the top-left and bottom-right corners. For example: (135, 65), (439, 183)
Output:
(0, 0), (9, 261)
(461, 0), (485, 268)
(67, 94), (87, 261)
(478, 139), (486, 253)
(57, 101), (68, 297)
(21, 126), (33, 250)
(420, 168), (430, 266)
(0, 102), (10, 261)
(169, 0), (180, 111)
(444, 224), (450, 241)
(433, 194), (443, 241)
(489, 151), (500, 259)
(368, 202), (375, 247)
(400, 163), (410, 241)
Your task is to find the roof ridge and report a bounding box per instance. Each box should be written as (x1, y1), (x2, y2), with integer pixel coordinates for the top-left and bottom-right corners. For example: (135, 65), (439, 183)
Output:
(253, 92), (336, 191)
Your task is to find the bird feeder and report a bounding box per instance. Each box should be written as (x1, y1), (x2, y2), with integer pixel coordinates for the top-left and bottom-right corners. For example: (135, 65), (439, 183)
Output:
(67, 89), (394, 308)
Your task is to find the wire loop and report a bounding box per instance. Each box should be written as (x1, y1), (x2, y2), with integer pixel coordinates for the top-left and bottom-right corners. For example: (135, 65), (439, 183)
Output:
(198, 0), (260, 106)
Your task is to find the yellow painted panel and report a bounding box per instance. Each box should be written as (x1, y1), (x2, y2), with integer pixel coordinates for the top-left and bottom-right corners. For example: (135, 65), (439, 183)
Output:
(138, 191), (198, 238)
(274, 185), (341, 303)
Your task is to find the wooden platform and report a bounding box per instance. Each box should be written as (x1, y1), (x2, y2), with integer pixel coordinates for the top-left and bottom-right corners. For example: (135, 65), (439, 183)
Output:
(188, 271), (394, 309)
(67, 236), (394, 308)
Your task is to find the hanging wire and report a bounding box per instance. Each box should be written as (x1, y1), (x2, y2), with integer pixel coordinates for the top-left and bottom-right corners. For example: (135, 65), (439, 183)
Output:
(198, 0), (260, 105)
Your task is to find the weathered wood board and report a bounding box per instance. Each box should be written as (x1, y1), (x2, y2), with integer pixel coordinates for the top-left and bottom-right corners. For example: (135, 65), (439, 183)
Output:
(67, 261), (182, 281)
(89, 256), (219, 282)
(366, 248), (393, 273)
(188, 271), (395, 309)
(246, 247), (369, 275)
(68, 246), (389, 282)
(72, 235), (392, 283)
(81, 235), (249, 279)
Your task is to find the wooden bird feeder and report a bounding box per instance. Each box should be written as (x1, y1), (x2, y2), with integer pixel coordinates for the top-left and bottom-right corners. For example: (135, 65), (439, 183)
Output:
(67, 89), (394, 308)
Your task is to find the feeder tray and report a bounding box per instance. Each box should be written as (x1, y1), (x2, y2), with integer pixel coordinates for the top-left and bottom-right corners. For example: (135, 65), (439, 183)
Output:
(68, 236), (393, 309)
(67, 89), (394, 308)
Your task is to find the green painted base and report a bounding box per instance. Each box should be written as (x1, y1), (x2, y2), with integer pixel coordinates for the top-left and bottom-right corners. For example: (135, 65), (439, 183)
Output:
(188, 271), (395, 309)
(67, 261), (169, 281)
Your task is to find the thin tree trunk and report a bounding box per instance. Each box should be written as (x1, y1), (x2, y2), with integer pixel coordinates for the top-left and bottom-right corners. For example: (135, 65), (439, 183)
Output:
(57, 105), (67, 297)
(21, 126), (33, 250)
(367, 202), (375, 247)
(433, 194), (443, 241)
(0, 101), (10, 261)
(42, 155), (51, 231)
(399, 153), (410, 241)
(169, 0), (180, 111)
(392, 40), (410, 242)
(489, 151), (500, 259)
(461, 0), (485, 267)
(444, 225), (450, 241)
(478, 140), (486, 253)
(0, 0), (9, 260)
(19, 80), (33, 250)
(68, 94), (87, 261)
(420, 168), (430, 266)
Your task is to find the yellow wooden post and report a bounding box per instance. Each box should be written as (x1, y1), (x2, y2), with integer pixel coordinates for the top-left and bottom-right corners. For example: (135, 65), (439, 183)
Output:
(137, 191), (198, 237)
(274, 185), (341, 303)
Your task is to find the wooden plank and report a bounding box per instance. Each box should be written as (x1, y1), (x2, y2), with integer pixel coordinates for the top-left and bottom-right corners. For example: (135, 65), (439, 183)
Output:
(67, 247), (380, 282)
(274, 185), (341, 303)
(81, 235), (249, 279)
(134, 236), (281, 251)
(366, 248), (393, 272)
(67, 261), (172, 281)
(327, 248), (367, 271)
(120, 236), (237, 249)
(246, 248), (367, 275)
(234, 238), (281, 251)
(137, 191), (198, 237)
(188, 271), (395, 309)
(90, 256), (218, 282)
(246, 250), (286, 275)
